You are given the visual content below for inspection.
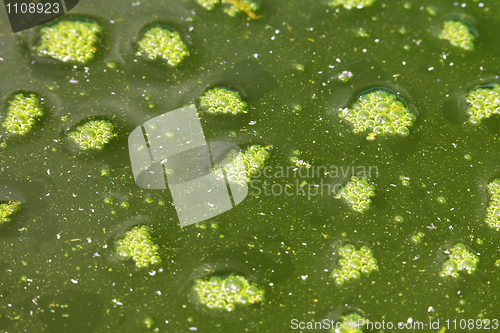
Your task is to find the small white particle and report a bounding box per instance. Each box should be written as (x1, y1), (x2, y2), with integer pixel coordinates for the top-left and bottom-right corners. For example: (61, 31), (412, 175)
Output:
(428, 67), (434, 71)
(71, 279), (78, 284)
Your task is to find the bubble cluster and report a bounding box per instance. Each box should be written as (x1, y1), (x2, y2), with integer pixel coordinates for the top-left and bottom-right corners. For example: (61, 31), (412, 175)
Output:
(222, 0), (259, 17)
(194, 222), (218, 230)
(338, 89), (416, 140)
(399, 175), (410, 187)
(136, 26), (189, 67)
(334, 176), (376, 213)
(464, 83), (500, 125)
(115, 225), (162, 268)
(439, 20), (475, 51)
(333, 313), (366, 332)
(484, 179), (500, 230)
(192, 274), (264, 311)
(440, 243), (479, 278)
(331, 244), (378, 286)
(0, 201), (21, 226)
(199, 87), (247, 115)
(197, 0), (259, 18)
(67, 120), (115, 151)
(328, 0), (375, 10)
(1, 93), (44, 135)
(338, 71), (353, 82)
(37, 19), (102, 63)
(196, 0), (219, 10)
(214, 144), (271, 185)
(410, 232), (425, 245)
(290, 150), (311, 169)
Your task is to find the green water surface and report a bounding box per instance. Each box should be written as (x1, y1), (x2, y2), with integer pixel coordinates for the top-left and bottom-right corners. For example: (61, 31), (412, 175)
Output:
(1, 0), (500, 332)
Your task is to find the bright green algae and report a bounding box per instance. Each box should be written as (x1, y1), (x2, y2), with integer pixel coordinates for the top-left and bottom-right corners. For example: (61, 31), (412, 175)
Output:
(115, 225), (162, 268)
(338, 89), (415, 140)
(136, 26), (189, 67)
(334, 176), (375, 213)
(192, 274), (264, 311)
(214, 144), (271, 185)
(199, 87), (247, 115)
(331, 244), (378, 286)
(196, 0), (260, 18)
(67, 120), (115, 151)
(1, 93), (43, 135)
(440, 243), (479, 278)
(465, 83), (500, 125)
(439, 19), (475, 51)
(0, 201), (21, 225)
(485, 179), (500, 230)
(37, 19), (102, 63)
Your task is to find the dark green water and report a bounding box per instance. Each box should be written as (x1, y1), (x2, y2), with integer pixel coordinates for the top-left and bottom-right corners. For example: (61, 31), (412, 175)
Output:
(1, 0), (500, 332)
